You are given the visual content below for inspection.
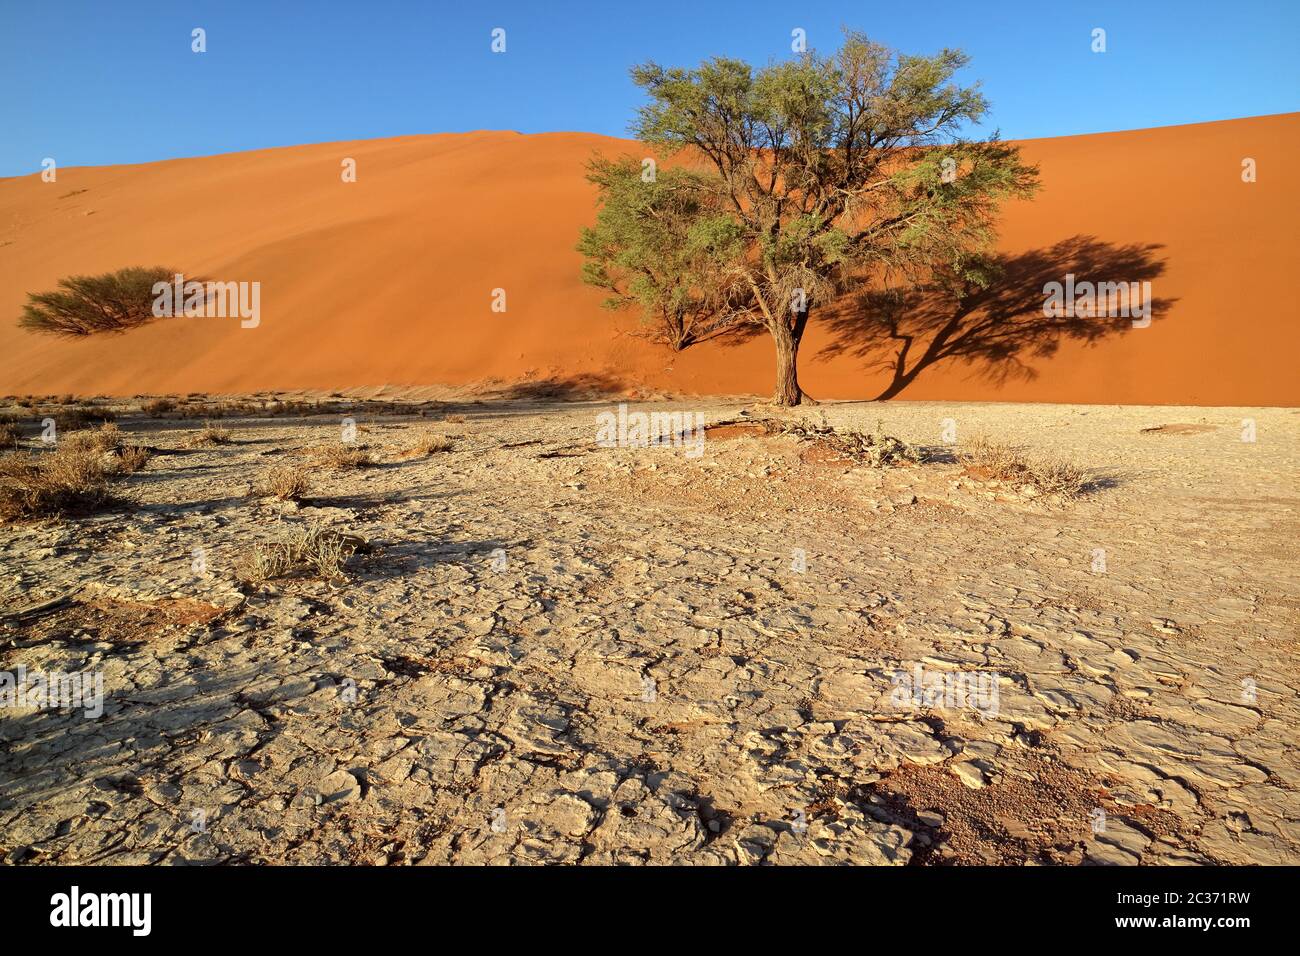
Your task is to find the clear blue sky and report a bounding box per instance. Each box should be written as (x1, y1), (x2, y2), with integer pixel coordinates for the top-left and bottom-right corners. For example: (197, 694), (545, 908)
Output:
(2, 0), (1297, 177)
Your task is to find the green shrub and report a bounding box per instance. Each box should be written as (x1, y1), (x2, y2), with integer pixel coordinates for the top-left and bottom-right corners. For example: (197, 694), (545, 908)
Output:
(19, 267), (184, 336)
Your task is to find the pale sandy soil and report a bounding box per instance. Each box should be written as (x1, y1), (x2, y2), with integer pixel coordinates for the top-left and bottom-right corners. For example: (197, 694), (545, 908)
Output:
(1, 396), (1297, 865)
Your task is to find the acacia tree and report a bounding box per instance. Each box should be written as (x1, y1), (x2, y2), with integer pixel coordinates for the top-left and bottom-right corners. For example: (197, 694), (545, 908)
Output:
(615, 33), (1039, 405)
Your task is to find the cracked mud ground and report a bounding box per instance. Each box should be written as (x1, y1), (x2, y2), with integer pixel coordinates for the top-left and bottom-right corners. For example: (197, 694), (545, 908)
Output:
(2, 398), (1297, 865)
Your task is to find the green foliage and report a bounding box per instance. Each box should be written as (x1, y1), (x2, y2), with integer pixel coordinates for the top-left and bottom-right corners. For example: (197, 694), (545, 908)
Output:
(576, 157), (740, 350)
(19, 266), (179, 337)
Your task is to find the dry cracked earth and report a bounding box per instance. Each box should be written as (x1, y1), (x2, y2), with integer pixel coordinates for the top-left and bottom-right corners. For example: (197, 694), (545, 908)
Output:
(1, 395), (1297, 865)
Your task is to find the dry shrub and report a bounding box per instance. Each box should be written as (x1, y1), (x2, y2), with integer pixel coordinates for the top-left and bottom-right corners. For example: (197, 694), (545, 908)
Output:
(19, 266), (186, 336)
(64, 421), (123, 453)
(111, 443), (151, 475)
(163, 396), (393, 422)
(958, 436), (1090, 498)
(141, 397), (177, 415)
(781, 420), (925, 467)
(265, 399), (316, 417)
(179, 402), (221, 419)
(0, 442), (113, 521)
(178, 399), (266, 419)
(0, 420), (19, 447)
(237, 523), (364, 584)
(311, 443), (374, 471)
(256, 462), (312, 501)
(1029, 459), (1090, 497)
(188, 421), (233, 446)
(52, 406), (116, 432)
(956, 435), (1021, 477)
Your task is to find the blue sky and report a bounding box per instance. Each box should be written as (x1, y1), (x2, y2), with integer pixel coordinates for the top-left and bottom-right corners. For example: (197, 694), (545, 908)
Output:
(2, 0), (1297, 177)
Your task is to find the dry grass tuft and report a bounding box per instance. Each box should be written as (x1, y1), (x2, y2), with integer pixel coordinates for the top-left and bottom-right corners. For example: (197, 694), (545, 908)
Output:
(188, 421), (233, 446)
(256, 462), (312, 501)
(311, 443), (375, 471)
(63, 421), (123, 454)
(958, 435), (1091, 498)
(1029, 459), (1091, 497)
(140, 397), (177, 415)
(0, 418), (156, 520)
(408, 431), (454, 457)
(0, 442), (114, 521)
(237, 523), (365, 584)
(111, 443), (152, 475)
(0, 420), (20, 447)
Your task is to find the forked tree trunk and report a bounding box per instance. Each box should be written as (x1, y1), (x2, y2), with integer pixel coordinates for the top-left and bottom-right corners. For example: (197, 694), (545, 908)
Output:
(771, 320), (804, 406)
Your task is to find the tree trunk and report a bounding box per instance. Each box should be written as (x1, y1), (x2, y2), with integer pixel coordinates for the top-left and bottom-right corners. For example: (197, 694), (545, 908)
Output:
(771, 320), (804, 406)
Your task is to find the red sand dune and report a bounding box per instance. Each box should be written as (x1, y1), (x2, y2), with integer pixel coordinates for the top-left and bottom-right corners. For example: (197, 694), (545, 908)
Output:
(0, 114), (1296, 404)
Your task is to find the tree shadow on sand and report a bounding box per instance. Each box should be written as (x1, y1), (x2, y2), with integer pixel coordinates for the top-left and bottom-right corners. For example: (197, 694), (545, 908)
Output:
(818, 235), (1177, 400)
